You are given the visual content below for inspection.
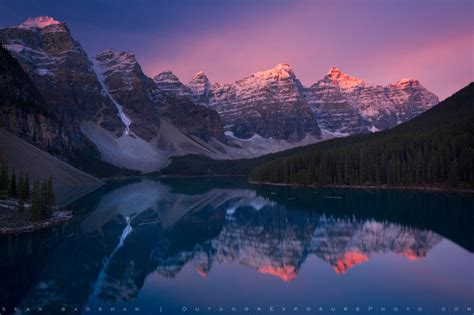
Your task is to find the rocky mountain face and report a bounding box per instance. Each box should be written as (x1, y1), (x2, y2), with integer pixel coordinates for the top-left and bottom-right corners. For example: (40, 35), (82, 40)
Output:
(305, 67), (439, 133)
(304, 68), (371, 134)
(0, 17), (124, 135)
(163, 65), (438, 138)
(0, 16), (439, 173)
(94, 48), (226, 143)
(153, 70), (189, 95)
(184, 64), (322, 141)
(186, 71), (213, 105)
(1, 17), (229, 173)
(0, 41), (132, 177)
(0, 44), (67, 154)
(0, 17), (136, 175)
(94, 49), (161, 141)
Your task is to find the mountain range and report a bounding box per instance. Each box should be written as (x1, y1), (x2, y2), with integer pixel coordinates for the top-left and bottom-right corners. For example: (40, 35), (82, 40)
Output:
(0, 16), (440, 174)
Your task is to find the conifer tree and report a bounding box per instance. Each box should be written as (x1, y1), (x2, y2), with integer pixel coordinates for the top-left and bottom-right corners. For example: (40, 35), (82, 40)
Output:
(448, 159), (460, 186)
(10, 169), (17, 197)
(0, 158), (8, 197)
(0, 158), (7, 191)
(18, 171), (24, 198)
(24, 173), (30, 200)
(31, 180), (40, 222)
(47, 176), (55, 208)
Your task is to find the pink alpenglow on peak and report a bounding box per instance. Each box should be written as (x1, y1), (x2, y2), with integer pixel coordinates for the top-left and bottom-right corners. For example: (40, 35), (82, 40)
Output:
(19, 16), (62, 29)
(391, 78), (420, 87)
(253, 63), (295, 80)
(325, 67), (365, 90)
(191, 71), (208, 81)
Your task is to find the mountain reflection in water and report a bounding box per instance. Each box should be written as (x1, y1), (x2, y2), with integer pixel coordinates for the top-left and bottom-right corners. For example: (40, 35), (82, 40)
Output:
(1, 177), (472, 314)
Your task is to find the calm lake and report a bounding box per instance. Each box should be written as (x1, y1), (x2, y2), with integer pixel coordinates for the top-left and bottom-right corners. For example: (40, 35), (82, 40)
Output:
(0, 177), (473, 315)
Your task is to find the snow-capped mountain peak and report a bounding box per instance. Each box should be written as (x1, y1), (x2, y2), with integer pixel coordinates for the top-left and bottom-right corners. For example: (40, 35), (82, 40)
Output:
(325, 67), (365, 90)
(390, 78), (420, 88)
(153, 71), (190, 96)
(97, 49), (137, 64)
(191, 71), (209, 82)
(187, 71), (212, 101)
(253, 63), (295, 80)
(19, 16), (62, 29)
(154, 71), (181, 84)
(95, 49), (139, 79)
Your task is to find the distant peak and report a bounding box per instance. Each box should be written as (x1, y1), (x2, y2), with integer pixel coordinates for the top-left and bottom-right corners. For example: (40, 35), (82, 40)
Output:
(395, 78), (419, 85)
(387, 78), (424, 90)
(98, 48), (134, 58)
(253, 63), (295, 79)
(160, 70), (174, 75)
(154, 70), (181, 83)
(96, 49), (137, 64)
(327, 66), (342, 75)
(326, 66), (349, 79)
(325, 66), (364, 90)
(19, 16), (62, 29)
(192, 71), (208, 81)
(275, 63), (291, 69)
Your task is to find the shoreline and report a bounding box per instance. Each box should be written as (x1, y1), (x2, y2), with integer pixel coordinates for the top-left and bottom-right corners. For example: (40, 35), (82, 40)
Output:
(248, 180), (474, 194)
(102, 174), (474, 193)
(102, 174), (248, 181)
(155, 174), (247, 178)
(0, 210), (72, 235)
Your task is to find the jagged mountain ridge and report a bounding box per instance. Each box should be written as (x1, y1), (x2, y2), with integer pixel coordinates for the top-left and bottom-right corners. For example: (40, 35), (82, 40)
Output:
(0, 16), (140, 175)
(0, 17), (124, 134)
(1, 16), (439, 173)
(0, 17), (232, 172)
(0, 30), (135, 176)
(157, 64), (322, 141)
(95, 49), (227, 143)
(157, 65), (438, 138)
(83, 48), (236, 171)
(312, 67), (439, 131)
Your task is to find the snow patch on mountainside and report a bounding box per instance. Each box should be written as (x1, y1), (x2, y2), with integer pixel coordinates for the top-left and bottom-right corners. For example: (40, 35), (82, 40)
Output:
(92, 58), (133, 135)
(95, 49), (138, 92)
(81, 120), (333, 172)
(224, 133), (329, 158)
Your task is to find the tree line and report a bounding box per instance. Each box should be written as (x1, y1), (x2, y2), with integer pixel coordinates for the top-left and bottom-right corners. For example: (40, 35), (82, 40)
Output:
(0, 154), (55, 221)
(251, 83), (474, 188)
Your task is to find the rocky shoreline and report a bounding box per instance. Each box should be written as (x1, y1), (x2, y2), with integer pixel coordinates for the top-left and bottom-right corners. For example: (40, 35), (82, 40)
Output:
(0, 199), (72, 235)
(248, 180), (474, 194)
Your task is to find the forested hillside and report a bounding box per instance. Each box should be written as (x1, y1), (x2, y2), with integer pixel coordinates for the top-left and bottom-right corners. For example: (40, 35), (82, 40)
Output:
(250, 83), (474, 188)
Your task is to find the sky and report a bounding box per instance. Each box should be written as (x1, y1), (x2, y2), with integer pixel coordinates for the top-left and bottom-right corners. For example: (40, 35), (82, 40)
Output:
(0, 0), (472, 100)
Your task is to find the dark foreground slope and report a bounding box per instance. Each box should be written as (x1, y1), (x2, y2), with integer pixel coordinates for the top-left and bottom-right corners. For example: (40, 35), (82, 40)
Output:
(0, 129), (103, 206)
(251, 83), (474, 188)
